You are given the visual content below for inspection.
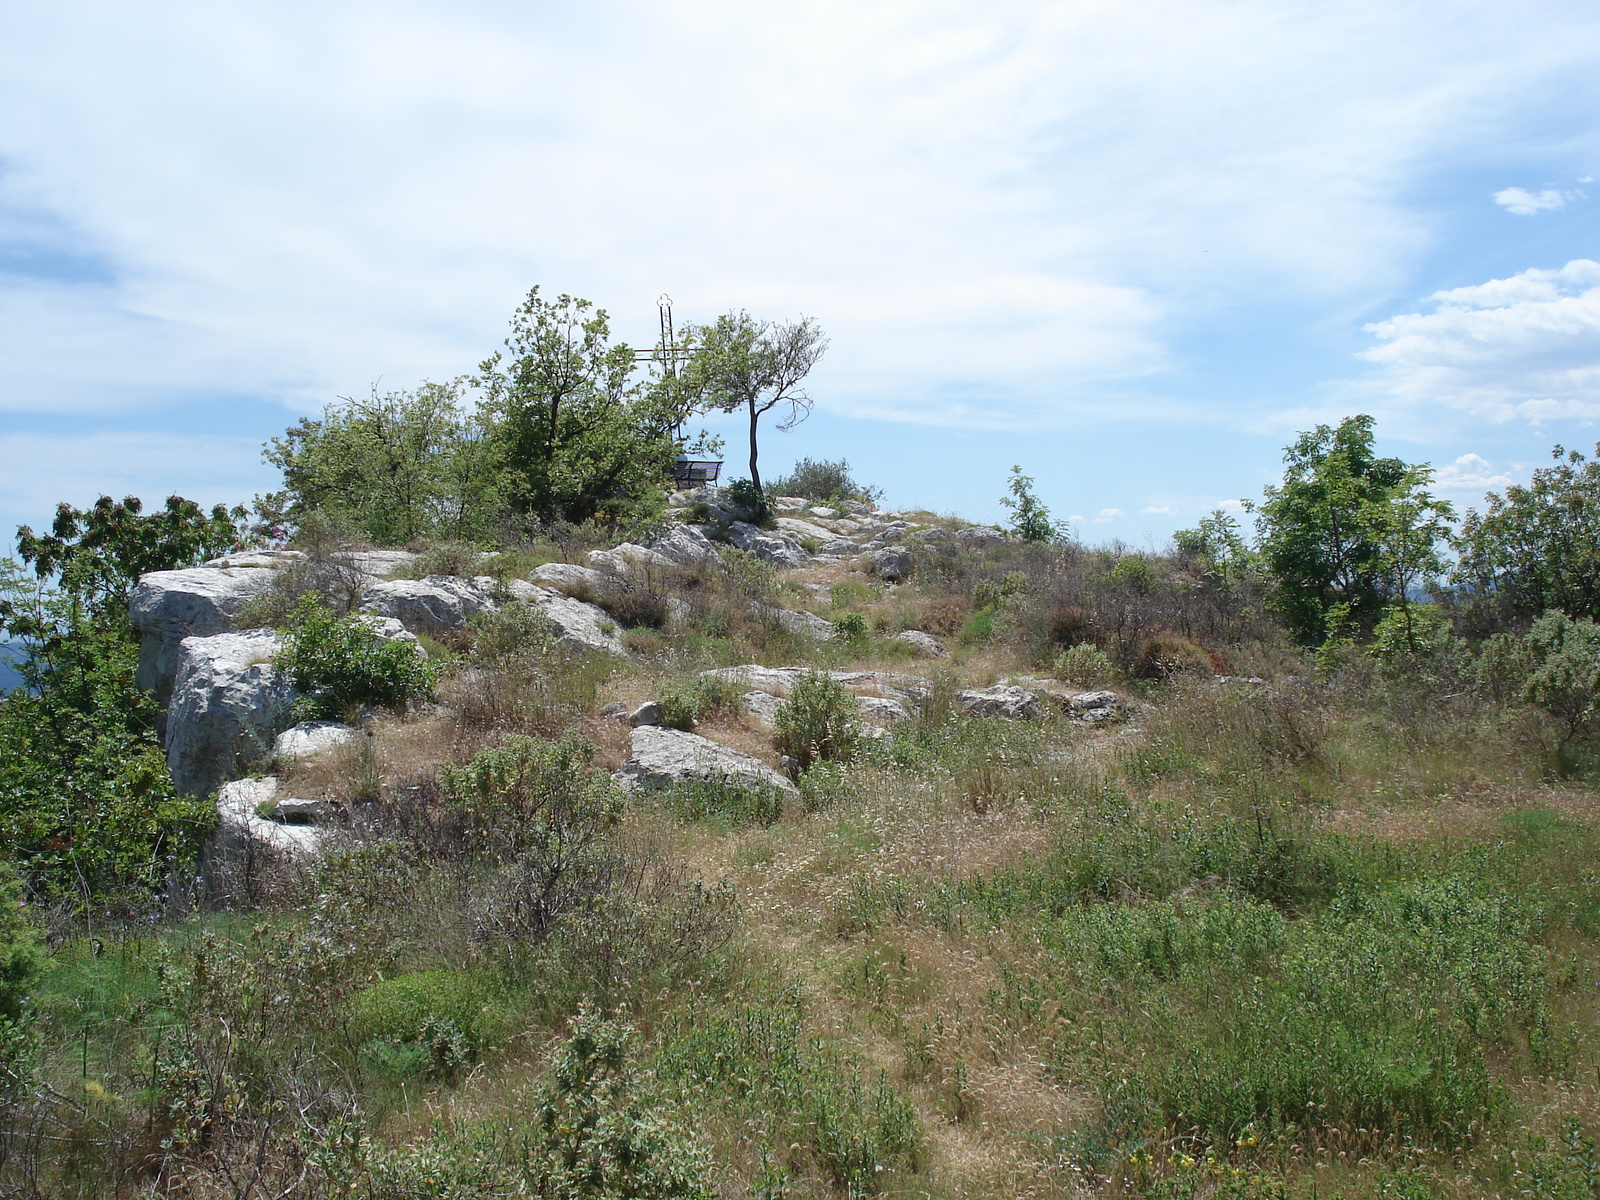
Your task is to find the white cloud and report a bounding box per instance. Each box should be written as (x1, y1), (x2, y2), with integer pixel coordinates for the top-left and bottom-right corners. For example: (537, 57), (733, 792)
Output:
(1493, 186), (1578, 215)
(1094, 507), (1124, 522)
(1066, 514), (1086, 525)
(1432, 452), (1512, 492)
(0, 2), (1595, 433)
(1143, 504), (1178, 515)
(1361, 259), (1600, 422)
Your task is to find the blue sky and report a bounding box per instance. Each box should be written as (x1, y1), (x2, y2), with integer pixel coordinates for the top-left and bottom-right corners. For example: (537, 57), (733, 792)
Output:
(1, 1), (1597, 546)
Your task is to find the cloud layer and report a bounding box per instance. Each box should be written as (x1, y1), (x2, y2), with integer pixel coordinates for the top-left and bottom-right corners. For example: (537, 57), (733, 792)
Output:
(1361, 260), (1600, 422)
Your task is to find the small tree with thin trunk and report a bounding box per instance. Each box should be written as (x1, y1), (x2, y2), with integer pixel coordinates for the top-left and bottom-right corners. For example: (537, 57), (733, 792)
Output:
(682, 311), (826, 493)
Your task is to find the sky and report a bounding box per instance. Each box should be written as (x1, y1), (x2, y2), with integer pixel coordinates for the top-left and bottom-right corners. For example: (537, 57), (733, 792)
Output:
(0, 1), (1597, 547)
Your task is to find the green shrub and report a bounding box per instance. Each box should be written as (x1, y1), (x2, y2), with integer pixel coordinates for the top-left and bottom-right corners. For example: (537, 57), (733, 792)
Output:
(766, 457), (882, 504)
(774, 671), (863, 771)
(275, 594), (437, 721)
(348, 969), (500, 1079)
(1522, 610), (1600, 756)
(439, 734), (625, 941)
(387, 540), (484, 579)
(0, 861), (42, 1066)
(1054, 642), (1115, 687)
(530, 1007), (714, 1200)
(831, 611), (869, 640)
(724, 478), (773, 527)
(658, 674), (741, 731)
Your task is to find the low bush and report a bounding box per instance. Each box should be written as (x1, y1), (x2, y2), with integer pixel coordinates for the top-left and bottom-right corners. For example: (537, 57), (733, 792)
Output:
(766, 457), (882, 505)
(275, 594), (438, 721)
(774, 670), (863, 771)
(657, 673), (742, 731)
(1054, 642), (1115, 687)
(386, 540), (484, 579)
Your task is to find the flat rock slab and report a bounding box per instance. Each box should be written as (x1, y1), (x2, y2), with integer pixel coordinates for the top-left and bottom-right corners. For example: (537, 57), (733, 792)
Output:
(958, 684), (1040, 721)
(274, 720), (360, 761)
(614, 726), (798, 799)
(894, 630), (945, 657)
(753, 605), (839, 641)
(703, 665), (932, 706)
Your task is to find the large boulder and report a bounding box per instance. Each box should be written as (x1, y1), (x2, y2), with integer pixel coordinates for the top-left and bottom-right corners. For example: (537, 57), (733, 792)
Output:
(774, 516), (835, 543)
(701, 665), (932, 707)
(130, 567), (282, 709)
(528, 562), (621, 603)
(504, 581), (629, 656)
(724, 521), (810, 568)
(861, 546), (911, 582)
(957, 685), (1040, 721)
(753, 604), (839, 641)
(649, 523), (720, 567)
(894, 630), (945, 657)
(207, 777), (328, 903)
(954, 526), (1006, 547)
(359, 574), (498, 636)
(166, 631), (298, 798)
(614, 726), (798, 800)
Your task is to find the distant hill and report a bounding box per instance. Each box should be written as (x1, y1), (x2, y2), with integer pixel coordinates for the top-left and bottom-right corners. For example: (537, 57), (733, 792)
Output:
(0, 640), (25, 693)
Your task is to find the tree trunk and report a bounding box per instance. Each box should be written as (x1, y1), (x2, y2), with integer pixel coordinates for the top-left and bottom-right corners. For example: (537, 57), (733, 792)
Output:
(747, 401), (762, 492)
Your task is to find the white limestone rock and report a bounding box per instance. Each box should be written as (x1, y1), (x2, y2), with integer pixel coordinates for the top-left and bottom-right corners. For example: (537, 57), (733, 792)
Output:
(957, 684), (1041, 721)
(649, 523), (720, 566)
(130, 567), (283, 707)
(861, 546), (911, 582)
(359, 574), (498, 636)
(954, 526), (1006, 547)
(203, 549), (305, 569)
(529, 562), (620, 603)
(774, 516), (836, 543)
(504, 581), (629, 656)
(273, 720), (360, 762)
(167, 631), (298, 798)
(894, 630), (945, 657)
(614, 725), (798, 799)
(753, 604), (839, 642)
(207, 777), (326, 901)
(816, 538), (862, 557)
(701, 665), (932, 707)
(724, 521), (811, 568)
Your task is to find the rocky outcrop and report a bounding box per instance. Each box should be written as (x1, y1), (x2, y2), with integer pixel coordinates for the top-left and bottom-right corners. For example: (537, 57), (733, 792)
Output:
(167, 631), (297, 798)
(861, 546), (911, 582)
(753, 605), (839, 642)
(737, 688), (907, 730)
(774, 516), (836, 543)
(359, 574), (498, 636)
(649, 523), (720, 567)
(503, 582), (629, 656)
(614, 726), (798, 799)
(894, 630), (945, 657)
(958, 684), (1041, 721)
(724, 521), (811, 568)
(206, 777), (329, 903)
(702, 665), (932, 707)
(273, 720), (360, 761)
(130, 567), (282, 710)
(528, 562), (621, 603)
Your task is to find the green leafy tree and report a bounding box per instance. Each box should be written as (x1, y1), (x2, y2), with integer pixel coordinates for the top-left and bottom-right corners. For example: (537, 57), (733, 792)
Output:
(681, 311), (826, 493)
(1174, 508), (1253, 580)
(998, 466), (1066, 543)
(1253, 415), (1452, 645)
(1454, 442), (1600, 622)
(0, 561), (212, 909)
(1522, 611), (1600, 759)
(16, 494), (246, 612)
(262, 382), (501, 544)
(479, 288), (675, 524)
